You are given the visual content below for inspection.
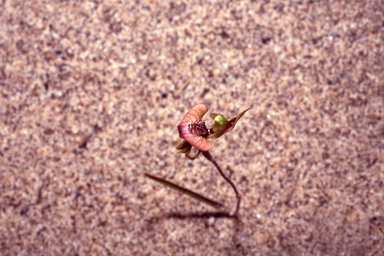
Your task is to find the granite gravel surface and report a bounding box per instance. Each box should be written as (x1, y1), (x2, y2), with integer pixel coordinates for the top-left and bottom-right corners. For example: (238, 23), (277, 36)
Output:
(1, 0), (384, 255)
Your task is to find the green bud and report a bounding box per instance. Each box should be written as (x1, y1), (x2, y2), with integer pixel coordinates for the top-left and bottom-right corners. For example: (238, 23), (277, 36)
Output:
(214, 114), (228, 126)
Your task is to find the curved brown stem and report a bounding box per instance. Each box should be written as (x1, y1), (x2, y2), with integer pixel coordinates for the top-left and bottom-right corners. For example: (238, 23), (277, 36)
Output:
(202, 151), (241, 216)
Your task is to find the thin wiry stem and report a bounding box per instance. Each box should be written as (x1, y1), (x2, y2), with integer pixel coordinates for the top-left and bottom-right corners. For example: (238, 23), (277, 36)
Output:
(202, 151), (241, 216)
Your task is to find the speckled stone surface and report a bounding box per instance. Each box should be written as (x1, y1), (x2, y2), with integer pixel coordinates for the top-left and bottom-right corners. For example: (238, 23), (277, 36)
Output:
(1, 0), (383, 255)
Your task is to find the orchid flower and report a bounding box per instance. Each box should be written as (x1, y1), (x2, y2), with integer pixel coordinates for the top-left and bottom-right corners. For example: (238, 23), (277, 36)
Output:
(177, 103), (251, 159)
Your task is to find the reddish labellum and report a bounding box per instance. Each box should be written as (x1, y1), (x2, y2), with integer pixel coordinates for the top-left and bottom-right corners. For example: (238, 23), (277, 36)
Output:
(177, 103), (215, 152)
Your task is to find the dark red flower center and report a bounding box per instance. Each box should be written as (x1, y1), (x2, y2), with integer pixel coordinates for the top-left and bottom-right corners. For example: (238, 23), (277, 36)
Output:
(188, 121), (209, 137)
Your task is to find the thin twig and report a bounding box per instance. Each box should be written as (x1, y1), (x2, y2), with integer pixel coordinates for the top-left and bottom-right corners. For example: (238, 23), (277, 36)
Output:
(202, 151), (241, 216)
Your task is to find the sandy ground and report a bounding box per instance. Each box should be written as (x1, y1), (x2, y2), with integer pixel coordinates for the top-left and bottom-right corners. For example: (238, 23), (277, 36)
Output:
(1, 0), (384, 255)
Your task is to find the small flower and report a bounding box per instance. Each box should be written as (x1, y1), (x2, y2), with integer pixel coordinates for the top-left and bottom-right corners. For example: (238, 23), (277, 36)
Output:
(177, 104), (251, 159)
(177, 103), (215, 152)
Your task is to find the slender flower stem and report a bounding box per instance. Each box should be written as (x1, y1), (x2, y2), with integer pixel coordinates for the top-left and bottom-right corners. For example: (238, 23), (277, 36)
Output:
(202, 151), (241, 216)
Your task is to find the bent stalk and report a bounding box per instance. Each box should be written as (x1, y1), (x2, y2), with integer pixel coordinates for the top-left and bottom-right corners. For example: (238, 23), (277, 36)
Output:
(202, 151), (241, 216)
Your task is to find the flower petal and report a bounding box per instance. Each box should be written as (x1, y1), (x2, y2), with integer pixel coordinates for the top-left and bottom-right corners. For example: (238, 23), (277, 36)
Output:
(177, 124), (190, 138)
(225, 107), (252, 133)
(183, 133), (214, 151)
(179, 103), (208, 126)
(176, 138), (192, 153)
(186, 147), (201, 160)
